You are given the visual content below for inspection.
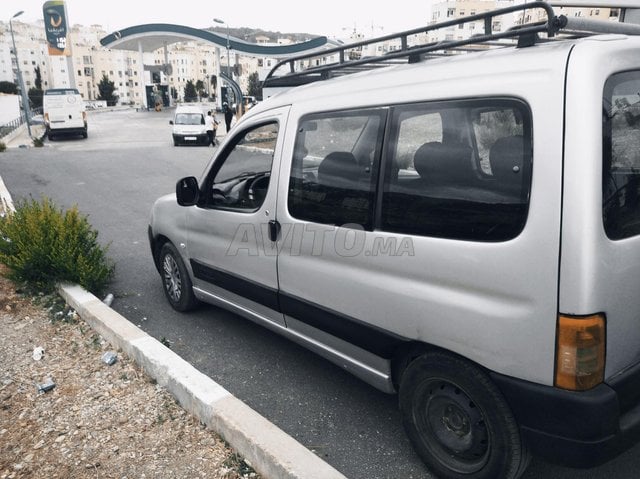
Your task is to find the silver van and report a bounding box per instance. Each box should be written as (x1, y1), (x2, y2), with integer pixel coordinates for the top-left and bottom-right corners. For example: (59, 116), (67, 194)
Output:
(149, 3), (640, 478)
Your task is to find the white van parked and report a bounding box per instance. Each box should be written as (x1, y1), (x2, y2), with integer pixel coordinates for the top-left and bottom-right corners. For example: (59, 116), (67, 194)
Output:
(170, 105), (208, 146)
(149, 3), (640, 477)
(43, 88), (87, 140)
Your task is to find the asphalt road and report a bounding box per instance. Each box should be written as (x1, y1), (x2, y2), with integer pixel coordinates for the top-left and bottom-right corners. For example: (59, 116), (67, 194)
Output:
(2, 108), (640, 479)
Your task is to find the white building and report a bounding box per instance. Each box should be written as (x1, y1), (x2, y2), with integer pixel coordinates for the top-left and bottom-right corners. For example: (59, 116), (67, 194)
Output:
(0, 19), (227, 107)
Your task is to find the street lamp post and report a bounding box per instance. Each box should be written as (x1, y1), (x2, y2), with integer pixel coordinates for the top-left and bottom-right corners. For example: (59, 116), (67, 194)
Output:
(213, 18), (231, 78)
(9, 11), (32, 138)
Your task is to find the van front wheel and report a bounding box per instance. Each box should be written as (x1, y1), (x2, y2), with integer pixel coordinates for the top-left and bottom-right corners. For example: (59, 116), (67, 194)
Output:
(399, 351), (529, 479)
(159, 242), (198, 312)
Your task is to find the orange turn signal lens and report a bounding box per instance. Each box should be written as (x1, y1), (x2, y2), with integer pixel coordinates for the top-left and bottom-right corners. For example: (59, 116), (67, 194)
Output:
(555, 314), (605, 391)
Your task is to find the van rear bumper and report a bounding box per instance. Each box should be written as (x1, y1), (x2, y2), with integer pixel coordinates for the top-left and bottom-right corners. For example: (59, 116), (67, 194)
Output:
(491, 365), (640, 468)
(48, 124), (87, 135)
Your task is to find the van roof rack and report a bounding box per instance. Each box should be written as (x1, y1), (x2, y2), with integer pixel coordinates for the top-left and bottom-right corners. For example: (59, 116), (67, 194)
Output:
(262, 1), (640, 90)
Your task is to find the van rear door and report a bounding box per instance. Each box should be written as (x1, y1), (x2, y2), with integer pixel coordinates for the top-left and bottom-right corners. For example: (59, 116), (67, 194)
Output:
(44, 88), (87, 138)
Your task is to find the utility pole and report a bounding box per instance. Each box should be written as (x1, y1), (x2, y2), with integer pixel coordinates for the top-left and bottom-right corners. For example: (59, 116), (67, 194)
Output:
(213, 18), (231, 78)
(9, 11), (32, 138)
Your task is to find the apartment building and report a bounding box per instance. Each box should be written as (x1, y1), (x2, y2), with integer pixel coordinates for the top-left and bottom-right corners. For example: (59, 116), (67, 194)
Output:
(0, 19), (237, 106)
(516, 3), (620, 25)
(427, 0), (518, 43)
(0, 20), (64, 92)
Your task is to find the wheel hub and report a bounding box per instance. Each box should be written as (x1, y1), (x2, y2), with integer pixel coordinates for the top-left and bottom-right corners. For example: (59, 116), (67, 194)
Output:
(443, 403), (470, 438)
(163, 255), (182, 302)
(417, 379), (490, 474)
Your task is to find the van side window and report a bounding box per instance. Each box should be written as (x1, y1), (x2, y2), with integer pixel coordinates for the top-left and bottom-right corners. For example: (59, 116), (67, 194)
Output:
(288, 111), (385, 229)
(381, 100), (532, 241)
(603, 71), (640, 240)
(204, 122), (278, 212)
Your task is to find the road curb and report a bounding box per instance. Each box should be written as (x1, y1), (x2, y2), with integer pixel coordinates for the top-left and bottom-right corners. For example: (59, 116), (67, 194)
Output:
(58, 283), (347, 479)
(0, 175), (15, 215)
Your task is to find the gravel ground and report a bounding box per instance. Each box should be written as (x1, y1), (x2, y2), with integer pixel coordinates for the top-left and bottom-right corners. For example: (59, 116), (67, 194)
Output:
(0, 267), (260, 479)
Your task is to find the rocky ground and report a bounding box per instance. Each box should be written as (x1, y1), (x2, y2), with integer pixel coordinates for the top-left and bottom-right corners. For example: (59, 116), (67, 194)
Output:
(0, 266), (260, 479)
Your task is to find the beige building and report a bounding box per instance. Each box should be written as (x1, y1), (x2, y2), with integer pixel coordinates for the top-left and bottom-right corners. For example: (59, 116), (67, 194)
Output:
(0, 20), (66, 93)
(427, 0), (517, 43)
(0, 19), (240, 107)
(425, 0), (622, 44)
(515, 2), (620, 25)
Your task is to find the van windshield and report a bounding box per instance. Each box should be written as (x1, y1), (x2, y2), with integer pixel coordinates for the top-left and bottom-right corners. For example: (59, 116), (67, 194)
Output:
(175, 113), (204, 125)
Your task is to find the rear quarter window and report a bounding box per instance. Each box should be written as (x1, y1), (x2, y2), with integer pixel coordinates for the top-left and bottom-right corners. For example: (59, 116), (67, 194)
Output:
(382, 99), (532, 241)
(603, 70), (640, 240)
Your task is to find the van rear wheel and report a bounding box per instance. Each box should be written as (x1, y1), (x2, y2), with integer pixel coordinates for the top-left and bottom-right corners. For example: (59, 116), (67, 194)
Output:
(399, 351), (529, 479)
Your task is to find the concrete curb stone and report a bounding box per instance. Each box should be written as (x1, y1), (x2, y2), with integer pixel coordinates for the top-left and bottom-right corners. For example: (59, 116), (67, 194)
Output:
(58, 283), (347, 479)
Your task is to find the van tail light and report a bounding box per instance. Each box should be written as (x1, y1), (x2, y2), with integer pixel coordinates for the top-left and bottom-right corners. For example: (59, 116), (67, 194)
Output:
(555, 313), (605, 391)
(82, 111), (87, 121)
(44, 112), (49, 125)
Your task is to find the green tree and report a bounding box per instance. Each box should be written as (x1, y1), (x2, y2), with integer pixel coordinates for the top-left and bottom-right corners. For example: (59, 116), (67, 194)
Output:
(97, 74), (119, 106)
(28, 66), (44, 109)
(195, 79), (207, 99)
(34, 66), (42, 90)
(247, 72), (262, 101)
(184, 80), (197, 102)
(0, 81), (18, 95)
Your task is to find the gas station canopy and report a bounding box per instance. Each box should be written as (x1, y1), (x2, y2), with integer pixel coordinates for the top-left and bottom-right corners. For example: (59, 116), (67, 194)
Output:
(100, 23), (331, 57)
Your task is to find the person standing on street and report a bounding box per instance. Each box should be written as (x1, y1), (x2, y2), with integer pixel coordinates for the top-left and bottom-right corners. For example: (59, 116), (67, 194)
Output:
(224, 103), (233, 132)
(212, 111), (219, 145)
(205, 110), (215, 146)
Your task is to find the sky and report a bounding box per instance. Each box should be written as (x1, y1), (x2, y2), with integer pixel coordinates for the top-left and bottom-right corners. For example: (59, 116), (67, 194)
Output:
(1, 0), (436, 39)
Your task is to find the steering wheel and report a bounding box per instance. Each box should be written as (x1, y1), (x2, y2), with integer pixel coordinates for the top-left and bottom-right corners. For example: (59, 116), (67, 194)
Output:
(247, 175), (269, 203)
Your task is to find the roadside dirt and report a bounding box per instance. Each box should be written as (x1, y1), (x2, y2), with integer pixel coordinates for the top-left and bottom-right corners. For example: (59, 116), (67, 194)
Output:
(0, 266), (260, 479)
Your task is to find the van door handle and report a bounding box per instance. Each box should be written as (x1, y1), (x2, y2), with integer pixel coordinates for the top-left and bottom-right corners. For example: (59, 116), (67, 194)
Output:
(268, 220), (281, 242)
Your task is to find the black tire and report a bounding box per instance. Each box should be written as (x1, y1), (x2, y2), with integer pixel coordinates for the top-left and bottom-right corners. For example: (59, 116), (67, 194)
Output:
(158, 242), (199, 312)
(399, 351), (530, 479)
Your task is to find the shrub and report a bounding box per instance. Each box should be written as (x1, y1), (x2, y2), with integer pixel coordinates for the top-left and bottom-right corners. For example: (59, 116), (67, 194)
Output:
(33, 137), (44, 147)
(0, 197), (114, 295)
(0, 142), (6, 152)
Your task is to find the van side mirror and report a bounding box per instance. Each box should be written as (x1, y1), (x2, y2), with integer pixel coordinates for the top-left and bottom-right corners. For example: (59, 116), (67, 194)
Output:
(176, 176), (200, 206)
(169, 120), (174, 125)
